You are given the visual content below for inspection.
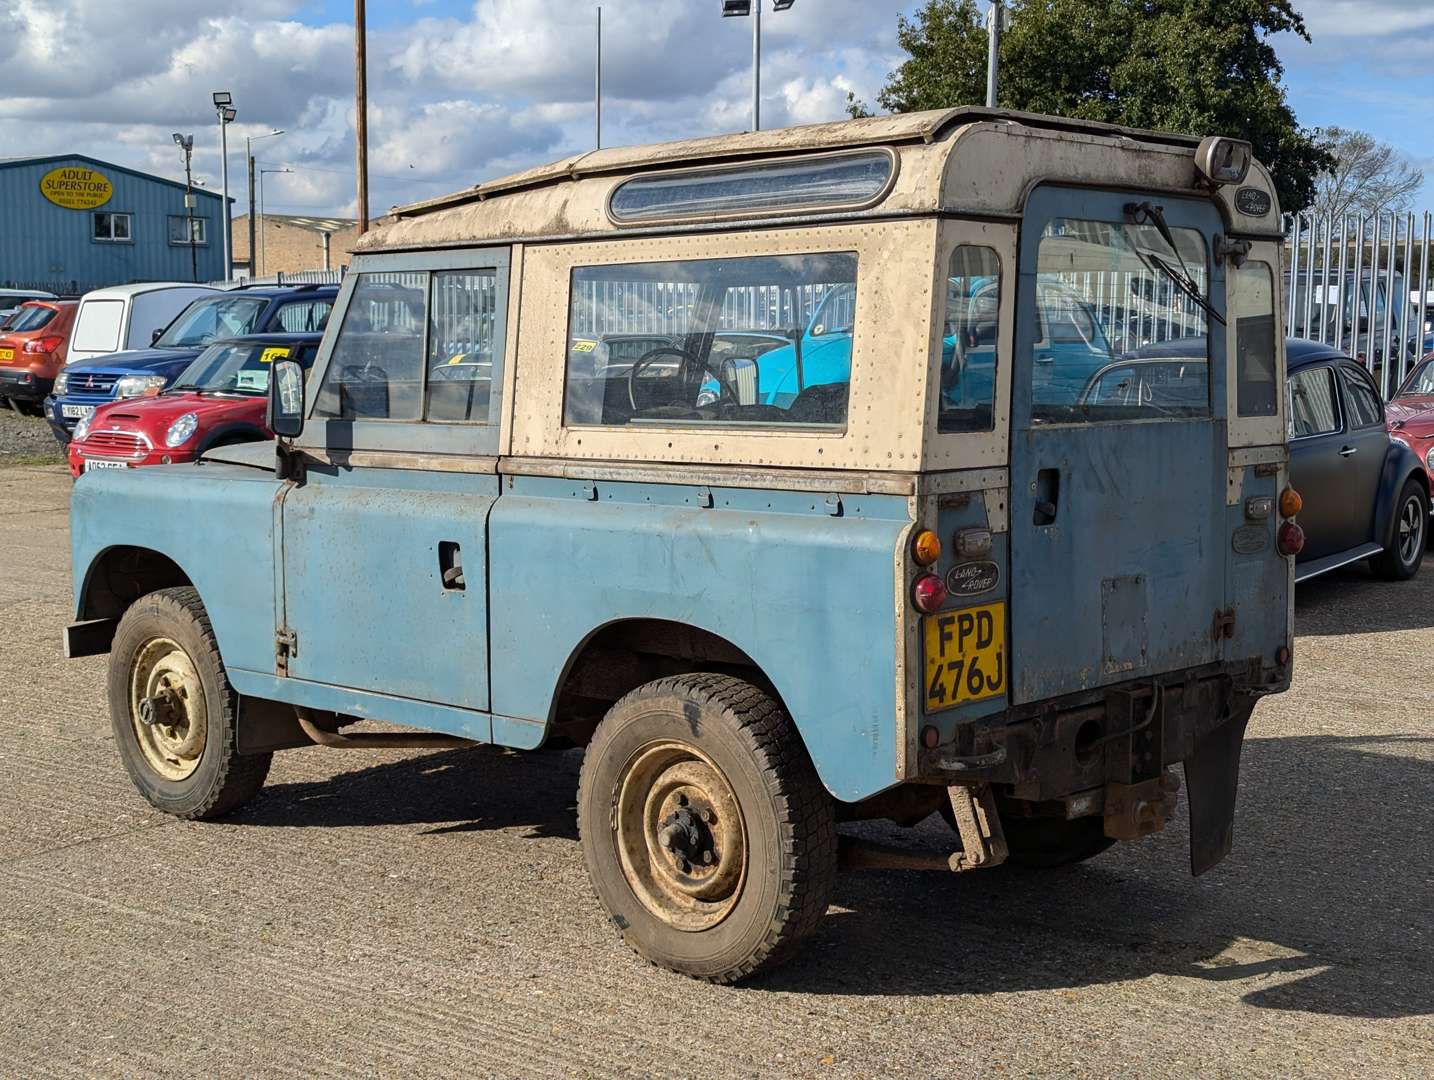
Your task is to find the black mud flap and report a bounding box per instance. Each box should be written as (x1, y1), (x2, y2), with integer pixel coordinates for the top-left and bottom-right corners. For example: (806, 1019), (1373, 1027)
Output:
(1184, 700), (1254, 875)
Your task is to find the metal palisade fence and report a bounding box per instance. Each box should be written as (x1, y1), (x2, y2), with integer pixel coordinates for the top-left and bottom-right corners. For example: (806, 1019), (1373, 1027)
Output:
(1284, 210), (1433, 400)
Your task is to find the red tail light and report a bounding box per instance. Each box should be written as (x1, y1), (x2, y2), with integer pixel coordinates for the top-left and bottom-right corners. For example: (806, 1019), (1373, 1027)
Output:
(912, 573), (947, 613)
(1277, 521), (1305, 557)
(23, 335), (65, 355)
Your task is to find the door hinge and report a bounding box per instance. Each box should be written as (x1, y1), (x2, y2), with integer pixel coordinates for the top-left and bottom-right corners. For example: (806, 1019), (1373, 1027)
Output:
(1211, 608), (1237, 641)
(1214, 234), (1251, 268)
(275, 627), (298, 676)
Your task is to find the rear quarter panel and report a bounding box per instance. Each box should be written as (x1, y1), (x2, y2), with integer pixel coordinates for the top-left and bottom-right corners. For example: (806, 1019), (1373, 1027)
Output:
(488, 474), (912, 802)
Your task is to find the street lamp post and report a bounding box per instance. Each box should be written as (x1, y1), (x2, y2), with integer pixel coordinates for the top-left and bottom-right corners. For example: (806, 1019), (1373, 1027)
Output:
(212, 92), (237, 280)
(173, 133), (197, 283)
(246, 129), (285, 279)
(257, 167), (294, 277)
(986, 2), (1007, 109)
(721, 0), (795, 132)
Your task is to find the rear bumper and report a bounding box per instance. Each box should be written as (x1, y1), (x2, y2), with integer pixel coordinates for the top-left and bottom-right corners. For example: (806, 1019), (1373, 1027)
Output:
(916, 659), (1281, 790)
(0, 369), (51, 401)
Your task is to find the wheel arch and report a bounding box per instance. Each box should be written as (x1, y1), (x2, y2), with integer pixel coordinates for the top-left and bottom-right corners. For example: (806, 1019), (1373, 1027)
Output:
(196, 423), (268, 456)
(1374, 444), (1429, 549)
(78, 544), (194, 622)
(545, 616), (795, 750)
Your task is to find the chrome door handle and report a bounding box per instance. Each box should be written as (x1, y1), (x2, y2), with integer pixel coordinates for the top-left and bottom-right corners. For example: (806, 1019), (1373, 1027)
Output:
(1338, 446), (1358, 457)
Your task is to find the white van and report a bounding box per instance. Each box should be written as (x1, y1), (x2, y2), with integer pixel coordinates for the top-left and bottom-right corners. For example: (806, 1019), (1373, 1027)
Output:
(66, 283), (220, 365)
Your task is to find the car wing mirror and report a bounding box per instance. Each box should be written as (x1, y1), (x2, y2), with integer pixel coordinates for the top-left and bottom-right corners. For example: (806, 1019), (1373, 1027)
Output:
(151, 328), (163, 344)
(267, 359), (306, 440)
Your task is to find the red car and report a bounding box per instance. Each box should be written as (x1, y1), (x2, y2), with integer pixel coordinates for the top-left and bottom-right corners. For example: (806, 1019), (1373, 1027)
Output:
(0, 299), (78, 415)
(68, 332), (322, 478)
(1387, 354), (1434, 482)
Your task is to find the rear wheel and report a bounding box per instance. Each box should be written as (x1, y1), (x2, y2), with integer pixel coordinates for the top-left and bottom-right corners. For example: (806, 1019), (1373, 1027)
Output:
(1370, 478), (1428, 581)
(577, 674), (836, 983)
(108, 587), (270, 819)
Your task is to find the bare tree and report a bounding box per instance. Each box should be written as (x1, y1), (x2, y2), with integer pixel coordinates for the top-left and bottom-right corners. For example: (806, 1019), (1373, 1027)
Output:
(1313, 127), (1425, 219)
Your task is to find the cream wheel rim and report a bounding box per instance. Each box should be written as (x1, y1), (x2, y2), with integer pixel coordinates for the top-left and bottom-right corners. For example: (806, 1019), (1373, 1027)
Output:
(128, 637), (208, 781)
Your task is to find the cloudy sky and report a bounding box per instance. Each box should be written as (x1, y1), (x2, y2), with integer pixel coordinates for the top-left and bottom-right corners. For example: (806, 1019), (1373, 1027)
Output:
(1, 0), (1431, 221)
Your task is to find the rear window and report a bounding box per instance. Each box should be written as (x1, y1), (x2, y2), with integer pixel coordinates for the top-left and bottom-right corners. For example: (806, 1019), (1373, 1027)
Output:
(72, 300), (125, 353)
(6, 306), (56, 333)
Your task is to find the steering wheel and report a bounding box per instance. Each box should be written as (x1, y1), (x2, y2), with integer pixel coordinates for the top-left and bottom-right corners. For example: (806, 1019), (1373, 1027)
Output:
(626, 346), (740, 413)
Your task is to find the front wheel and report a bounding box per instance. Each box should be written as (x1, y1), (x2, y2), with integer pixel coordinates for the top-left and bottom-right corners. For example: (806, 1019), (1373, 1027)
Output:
(108, 587), (270, 819)
(1370, 478), (1428, 581)
(577, 674), (836, 983)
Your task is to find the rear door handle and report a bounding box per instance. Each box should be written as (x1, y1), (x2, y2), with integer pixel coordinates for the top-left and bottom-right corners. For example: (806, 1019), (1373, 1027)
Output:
(1338, 445), (1358, 457)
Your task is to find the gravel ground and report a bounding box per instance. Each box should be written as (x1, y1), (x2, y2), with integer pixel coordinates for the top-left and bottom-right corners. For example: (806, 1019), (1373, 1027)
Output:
(0, 406), (64, 463)
(0, 465), (1430, 1078)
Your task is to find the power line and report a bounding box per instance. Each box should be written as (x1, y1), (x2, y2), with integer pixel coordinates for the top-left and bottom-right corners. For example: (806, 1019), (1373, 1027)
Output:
(252, 159), (455, 186)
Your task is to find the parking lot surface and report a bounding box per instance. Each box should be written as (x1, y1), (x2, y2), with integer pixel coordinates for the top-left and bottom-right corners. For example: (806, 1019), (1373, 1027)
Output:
(1, 461), (1430, 1078)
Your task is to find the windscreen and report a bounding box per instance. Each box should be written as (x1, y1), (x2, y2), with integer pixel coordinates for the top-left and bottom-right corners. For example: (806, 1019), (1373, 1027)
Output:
(1397, 358), (1434, 397)
(156, 296), (268, 348)
(1033, 218), (1211, 423)
(172, 341), (296, 395)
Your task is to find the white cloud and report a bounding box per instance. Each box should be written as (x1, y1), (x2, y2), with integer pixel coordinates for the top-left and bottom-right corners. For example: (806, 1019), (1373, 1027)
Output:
(0, 0), (909, 218)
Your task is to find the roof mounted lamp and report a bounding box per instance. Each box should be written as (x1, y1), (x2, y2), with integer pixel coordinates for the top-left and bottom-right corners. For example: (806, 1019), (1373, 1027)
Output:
(1194, 136), (1252, 186)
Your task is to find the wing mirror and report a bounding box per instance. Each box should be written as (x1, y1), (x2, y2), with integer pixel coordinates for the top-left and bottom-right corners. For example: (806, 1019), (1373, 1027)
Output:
(267, 359), (306, 439)
(151, 328), (163, 344)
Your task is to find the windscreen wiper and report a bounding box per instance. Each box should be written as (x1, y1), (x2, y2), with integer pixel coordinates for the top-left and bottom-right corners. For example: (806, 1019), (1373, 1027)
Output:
(1125, 201), (1226, 327)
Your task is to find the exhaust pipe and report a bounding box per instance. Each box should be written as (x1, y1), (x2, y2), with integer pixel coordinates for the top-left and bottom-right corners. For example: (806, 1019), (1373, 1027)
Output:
(295, 707), (476, 750)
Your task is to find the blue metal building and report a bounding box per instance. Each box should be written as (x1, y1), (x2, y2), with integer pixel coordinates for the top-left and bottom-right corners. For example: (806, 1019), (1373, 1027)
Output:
(0, 154), (225, 295)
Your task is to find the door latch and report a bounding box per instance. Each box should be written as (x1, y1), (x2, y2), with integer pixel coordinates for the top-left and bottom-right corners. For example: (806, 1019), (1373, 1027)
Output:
(1211, 608), (1237, 641)
(439, 541), (466, 591)
(275, 627), (298, 676)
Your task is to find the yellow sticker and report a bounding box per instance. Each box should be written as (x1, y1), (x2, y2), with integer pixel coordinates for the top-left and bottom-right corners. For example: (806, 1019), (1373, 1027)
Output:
(448, 353), (465, 365)
(258, 347), (290, 364)
(571, 340), (597, 353)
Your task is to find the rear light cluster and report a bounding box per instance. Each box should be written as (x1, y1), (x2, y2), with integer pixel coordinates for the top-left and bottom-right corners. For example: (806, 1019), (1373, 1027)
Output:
(23, 335), (65, 355)
(1277, 485), (1305, 557)
(911, 529), (946, 613)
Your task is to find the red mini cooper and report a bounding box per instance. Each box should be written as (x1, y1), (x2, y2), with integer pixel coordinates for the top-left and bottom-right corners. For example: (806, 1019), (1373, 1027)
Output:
(68, 332), (322, 478)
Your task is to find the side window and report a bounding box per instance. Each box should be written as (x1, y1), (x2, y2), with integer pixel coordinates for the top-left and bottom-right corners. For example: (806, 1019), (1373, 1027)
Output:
(1288, 367), (1340, 439)
(563, 252), (857, 429)
(275, 299), (335, 333)
(312, 273), (427, 420)
(941, 245), (1000, 433)
(1234, 263), (1278, 417)
(1339, 366), (1384, 429)
(426, 269), (499, 422)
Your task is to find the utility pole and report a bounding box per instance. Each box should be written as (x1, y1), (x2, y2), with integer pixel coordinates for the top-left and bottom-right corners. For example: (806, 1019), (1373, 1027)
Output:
(986, 2), (1006, 109)
(212, 93), (236, 280)
(355, 0), (370, 234)
(246, 130), (283, 280)
(752, 0), (761, 131)
(595, 6), (602, 150)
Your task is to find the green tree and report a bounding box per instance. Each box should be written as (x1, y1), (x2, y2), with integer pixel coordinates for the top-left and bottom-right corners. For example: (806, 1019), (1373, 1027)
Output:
(876, 0), (1334, 213)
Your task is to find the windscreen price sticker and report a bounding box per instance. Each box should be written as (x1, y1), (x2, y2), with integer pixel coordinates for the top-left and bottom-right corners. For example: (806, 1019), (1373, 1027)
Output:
(922, 601), (1007, 712)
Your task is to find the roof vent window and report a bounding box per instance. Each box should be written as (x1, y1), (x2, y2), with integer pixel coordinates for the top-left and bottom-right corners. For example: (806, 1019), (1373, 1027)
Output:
(607, 149), (896, 225)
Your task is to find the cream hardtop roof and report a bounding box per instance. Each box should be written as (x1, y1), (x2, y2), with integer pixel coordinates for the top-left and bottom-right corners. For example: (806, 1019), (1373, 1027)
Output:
(357, 107), (1279, 254)
(386, 107), (1203, 221)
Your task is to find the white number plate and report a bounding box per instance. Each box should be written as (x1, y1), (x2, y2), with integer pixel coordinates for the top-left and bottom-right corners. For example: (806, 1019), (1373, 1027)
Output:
(84, 459), (128, 472)
(62, 404), (95, 419)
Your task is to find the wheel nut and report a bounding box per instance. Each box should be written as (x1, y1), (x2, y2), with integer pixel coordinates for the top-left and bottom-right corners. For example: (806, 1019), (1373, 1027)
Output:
(698, 809), (711, 823)
(702, 851), (713, 865)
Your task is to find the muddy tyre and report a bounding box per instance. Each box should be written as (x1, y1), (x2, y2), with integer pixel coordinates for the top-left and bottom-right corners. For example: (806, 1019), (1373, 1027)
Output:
(1370, 478), (1428, 581)
(108, 587), (270, 819)
(577, 674), (836, 983)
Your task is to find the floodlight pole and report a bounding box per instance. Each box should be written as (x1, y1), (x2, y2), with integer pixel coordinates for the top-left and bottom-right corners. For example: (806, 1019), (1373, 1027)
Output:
(595, 6), (602, 149)
(986, 2), (1005, 108)
(355, 0), (370, 234)
(218, 118), (231, 278)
